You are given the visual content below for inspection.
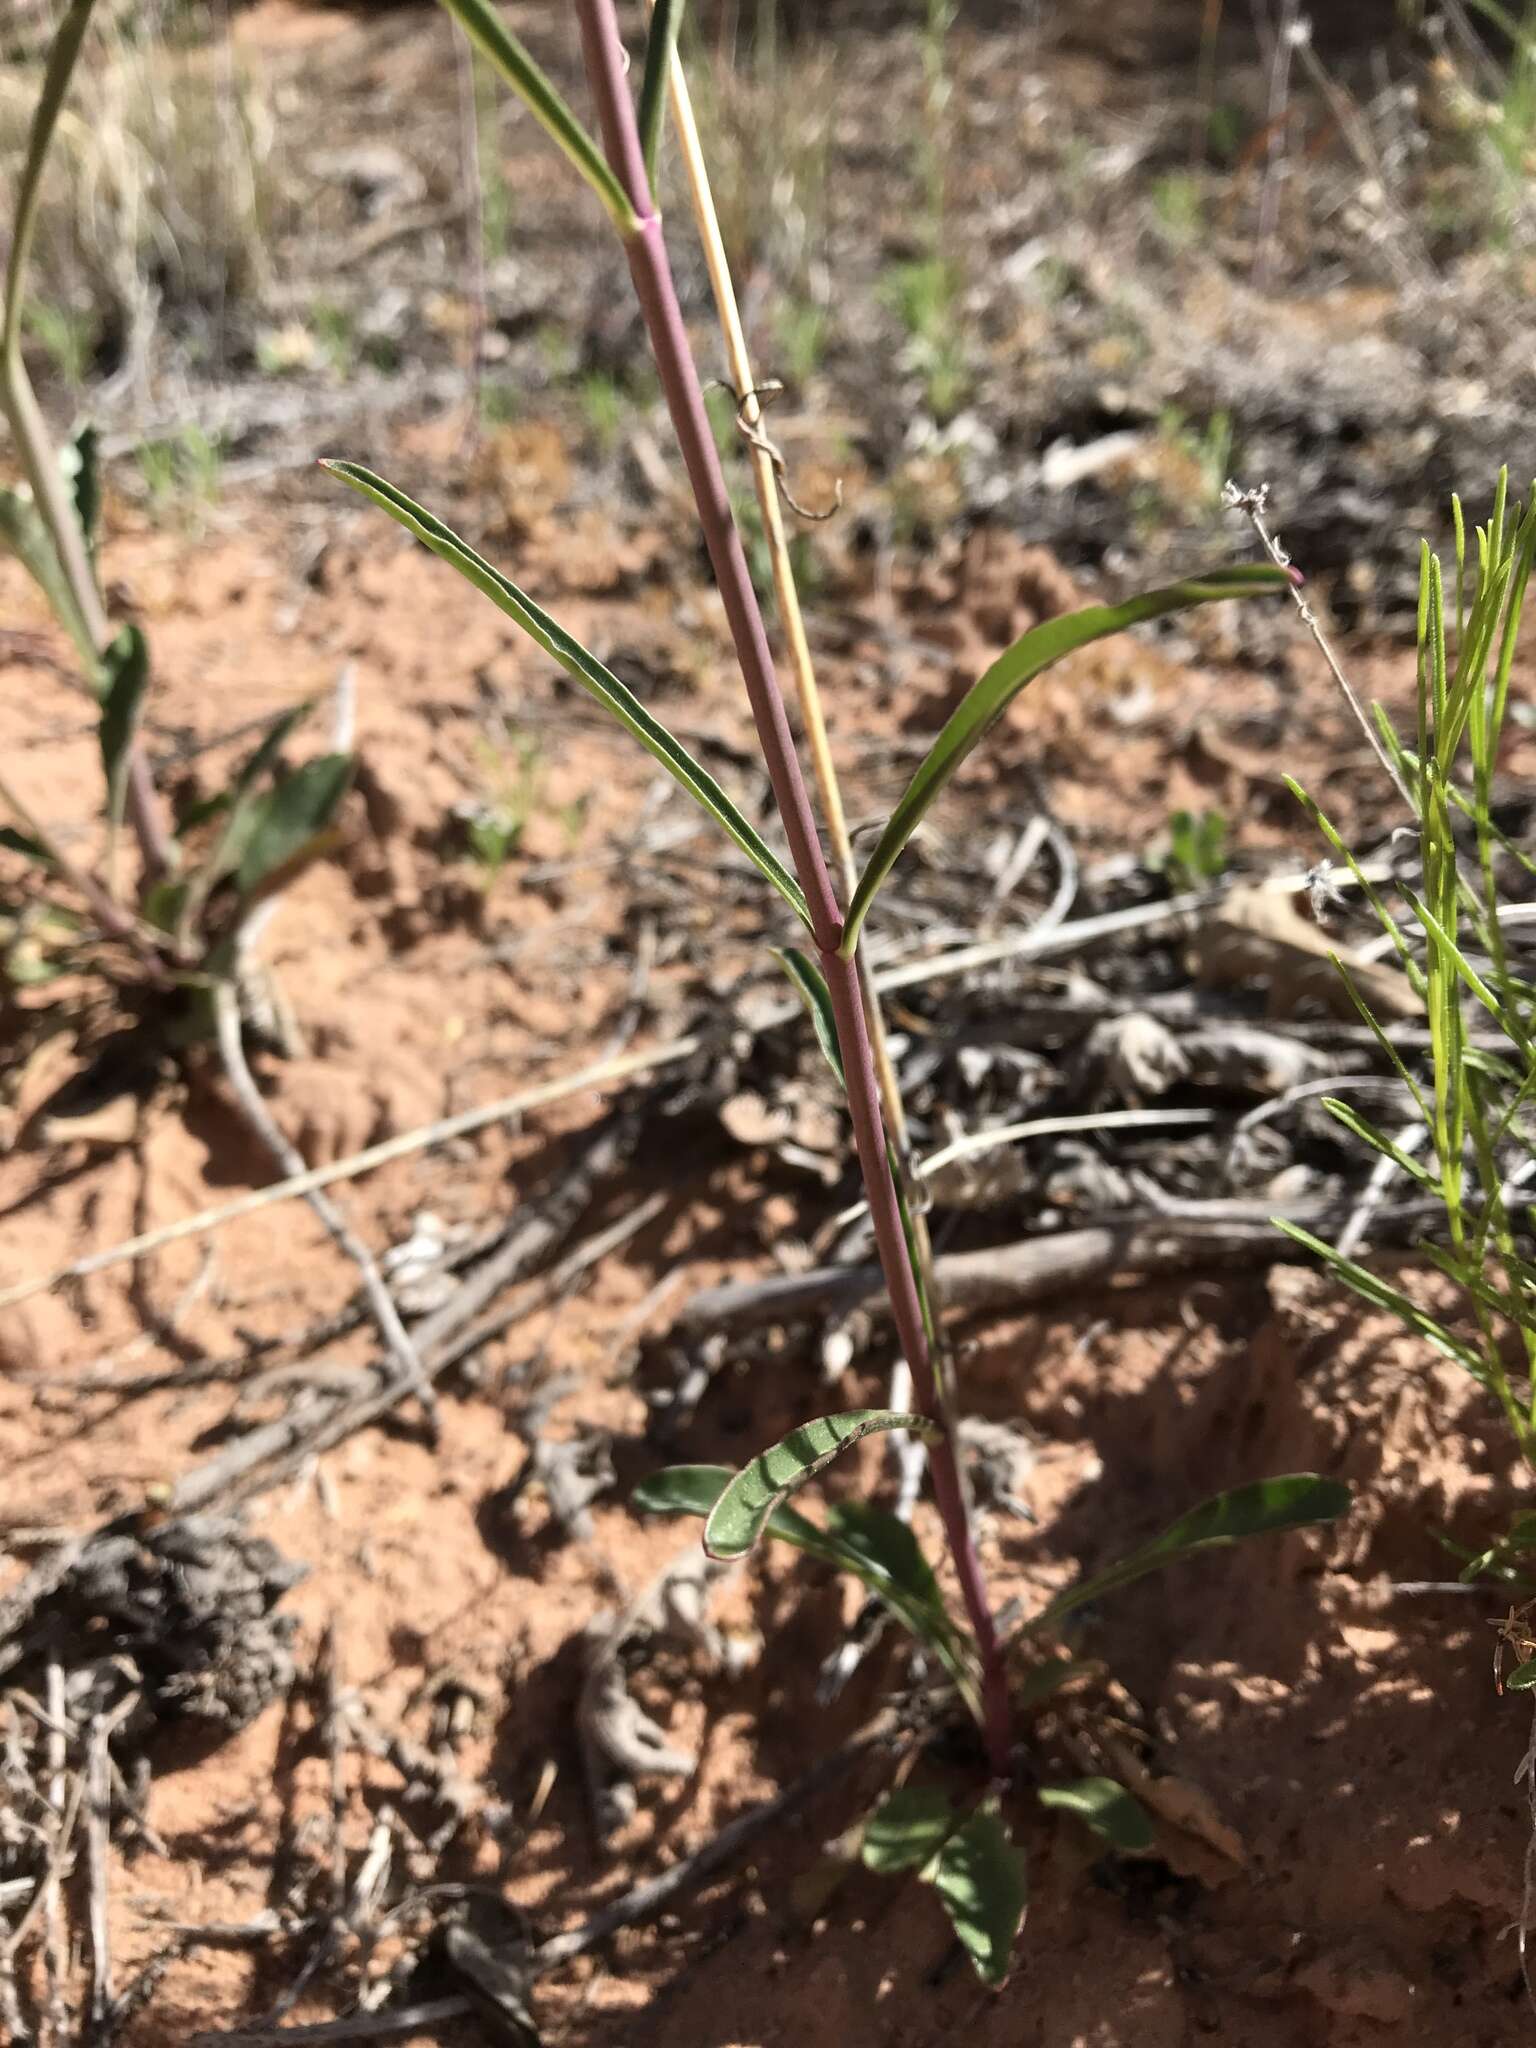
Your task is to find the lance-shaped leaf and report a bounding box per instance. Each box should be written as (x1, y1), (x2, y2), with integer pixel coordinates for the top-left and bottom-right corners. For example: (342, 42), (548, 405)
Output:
(1016, 1655), (1097, 1710)
(840, 564), (1293, 955)
(929, 1806), (1027, 1986)
(97, 625), (149, 838)
(1023, 1474), (1350, 1636)
(638, 0), (685, 186)
(324, 461), (810, 929)
(821, 1498), (970, 1677)
(232, 754), (354, 897)
(1320, 1099), (1436, 1191)
(635, 1463), (821, 1541)
(861, 1789), (1026, 1985)
(434, 0), (638, 233)
(1037, 1777), (1153, 1852)
(182, 700), (316, 928)
(703, 1409), (941, 1560)
(0, 481), (95, 669)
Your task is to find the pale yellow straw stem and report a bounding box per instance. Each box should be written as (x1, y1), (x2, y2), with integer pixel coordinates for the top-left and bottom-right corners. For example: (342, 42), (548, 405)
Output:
(652, 19), (952, 1371)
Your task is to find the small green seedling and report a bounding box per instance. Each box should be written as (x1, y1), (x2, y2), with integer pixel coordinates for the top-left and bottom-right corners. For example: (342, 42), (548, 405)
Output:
(1282, 468), (1536, 1664)
(137, 423), (225, 520)
(452, 732), (579, 886)
(1149, 806), (1228, 890)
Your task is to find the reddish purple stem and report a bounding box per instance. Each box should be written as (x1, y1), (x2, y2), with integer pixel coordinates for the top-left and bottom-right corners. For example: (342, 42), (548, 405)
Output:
(572, 0), (1010, 1775)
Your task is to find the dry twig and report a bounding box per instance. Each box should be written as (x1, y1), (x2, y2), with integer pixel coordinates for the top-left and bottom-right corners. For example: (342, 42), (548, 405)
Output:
(213, 983), (438, 1428)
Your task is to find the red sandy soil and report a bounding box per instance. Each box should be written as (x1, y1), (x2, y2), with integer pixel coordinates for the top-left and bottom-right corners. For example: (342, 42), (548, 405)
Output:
(2, 452), (1534, 2046)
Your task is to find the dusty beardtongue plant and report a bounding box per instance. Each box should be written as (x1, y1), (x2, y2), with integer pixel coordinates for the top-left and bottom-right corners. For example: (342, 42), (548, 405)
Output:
(327, 0), (1349, 1982)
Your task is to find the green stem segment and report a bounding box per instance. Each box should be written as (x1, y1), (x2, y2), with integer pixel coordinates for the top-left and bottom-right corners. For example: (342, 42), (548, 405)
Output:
(571, 0), (1010, 1776)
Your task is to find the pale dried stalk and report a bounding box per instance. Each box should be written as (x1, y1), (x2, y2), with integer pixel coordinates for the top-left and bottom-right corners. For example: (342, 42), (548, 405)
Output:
(648, 10), (911, 1125)
(1224, 480), (1414, 811)
(648, 2), (951, 1453)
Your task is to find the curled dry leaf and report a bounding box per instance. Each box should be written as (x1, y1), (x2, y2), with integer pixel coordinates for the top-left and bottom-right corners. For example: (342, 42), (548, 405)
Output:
(1105, 1739), (1247, 1877)
(1188, 883), (1420, 1021)
(1091, 1011), (1190, 1103)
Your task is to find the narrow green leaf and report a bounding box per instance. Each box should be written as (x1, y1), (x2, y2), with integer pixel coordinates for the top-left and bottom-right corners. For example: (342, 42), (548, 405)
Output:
(1025, 1474), (1351, 1635)
(639, 0), (685, 187)
(820, 1501), (979, 1704)
(1488, 483), (1536, 761)
(820, 1500), (959, 1650)
(434, 0), (639, 233)
(842, 565), (1292, 954)
(97, 625), (149, 837)
(324, 461), (810, 929)
(201, 702), (315, 883)
(1329, 956), (1430, 1123)
(1038, 1777), (1153, 1853)
(633, 1466), (925, 1594)
(929, 1807), (1027, 1986)
(1321, 1100), (1436, 1190)
(1407, 884), (1524, 1047)
(1278, 1222), (1487, 1379)
(632, 1463), (821, 1546)
(1283, 777), (1428, 1003)
(773, 945), (844, 1083)
(861, 1785), (957, 1874)
(0, 482), (95, 669)
(1505, 1657), (1536, 1691)
(703, 1409), (940, 1561)
(141, 877), (192, 934)
(233, 754), (353, 896)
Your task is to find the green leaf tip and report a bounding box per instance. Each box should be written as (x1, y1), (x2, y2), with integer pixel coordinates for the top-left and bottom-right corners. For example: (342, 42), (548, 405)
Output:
(432, 0), (640, 234)
(1025, 1473), (1350, 1636)
(233, 753), (354, 897)
(840, 563), (1293, 955)
(703, 1409), (940, 1561)
(638, 0), (685, 187)
(633, 1464), (978, 1709)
